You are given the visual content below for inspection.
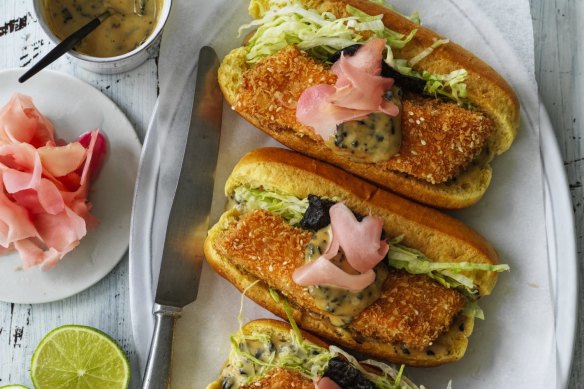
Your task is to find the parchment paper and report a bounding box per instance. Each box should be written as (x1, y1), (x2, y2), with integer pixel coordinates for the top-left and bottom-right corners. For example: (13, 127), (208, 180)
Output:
(130, 0), (557, 387)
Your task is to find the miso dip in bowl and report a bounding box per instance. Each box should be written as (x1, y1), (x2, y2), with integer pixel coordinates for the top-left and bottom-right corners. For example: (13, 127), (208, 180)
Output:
(34, 0), (172, 74)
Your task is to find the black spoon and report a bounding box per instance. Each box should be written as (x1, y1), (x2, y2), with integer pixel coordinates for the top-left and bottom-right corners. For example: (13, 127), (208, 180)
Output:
(19, 10), (111, 83)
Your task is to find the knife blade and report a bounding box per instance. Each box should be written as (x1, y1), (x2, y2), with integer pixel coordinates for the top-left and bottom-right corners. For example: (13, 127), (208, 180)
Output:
(142, 45), (222, 388)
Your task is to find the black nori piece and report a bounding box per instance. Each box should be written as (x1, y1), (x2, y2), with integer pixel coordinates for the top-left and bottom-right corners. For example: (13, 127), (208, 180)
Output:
(323, 357), (377, 389)
(299, 195), (337, 231)
(299, 195), (384, 237)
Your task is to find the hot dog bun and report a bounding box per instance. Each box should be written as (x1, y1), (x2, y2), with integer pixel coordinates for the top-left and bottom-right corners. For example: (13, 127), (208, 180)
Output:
(204, 148), (503, 366)
(218, 0), (520, 208)
(206, 319), (420, 389)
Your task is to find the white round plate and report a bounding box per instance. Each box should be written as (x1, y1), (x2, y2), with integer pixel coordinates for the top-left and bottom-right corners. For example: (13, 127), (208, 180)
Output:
(540, 104), (578, 389)
(0, 69), (141, 304)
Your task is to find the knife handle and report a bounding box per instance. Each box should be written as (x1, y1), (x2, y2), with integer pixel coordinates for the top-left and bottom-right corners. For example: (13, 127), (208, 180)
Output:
(142, 304), (182, 389)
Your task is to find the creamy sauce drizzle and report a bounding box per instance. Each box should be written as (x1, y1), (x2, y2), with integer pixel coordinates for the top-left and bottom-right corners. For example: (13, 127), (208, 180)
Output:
(328, 86), (403, 163)
(43, 0), (162, 57)
(220, 337), (278, 389)
(304, 226), (388, 326)
(219, 332), (325, 389)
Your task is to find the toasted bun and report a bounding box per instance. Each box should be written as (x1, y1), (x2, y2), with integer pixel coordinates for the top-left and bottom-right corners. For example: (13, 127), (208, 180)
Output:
(224, 148), (499, 294)
(205, 147), (498, 366)
(218, 0), (520, 209)
(207, 319), (421, 388)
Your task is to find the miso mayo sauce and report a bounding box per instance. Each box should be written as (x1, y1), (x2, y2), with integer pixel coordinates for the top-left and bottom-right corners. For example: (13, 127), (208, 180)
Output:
(220, 337), (278, 389)
(219, 334), (320, 389)
(327, 86), (403, 163)
(43, 0), (162, 57)
(304, 226), (388, 326)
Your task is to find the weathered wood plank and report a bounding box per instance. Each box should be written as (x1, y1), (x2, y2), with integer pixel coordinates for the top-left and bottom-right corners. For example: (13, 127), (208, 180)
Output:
(0, 0), (155, 386)
(0, 0), (582, 388)
(530, 0), (583, 387)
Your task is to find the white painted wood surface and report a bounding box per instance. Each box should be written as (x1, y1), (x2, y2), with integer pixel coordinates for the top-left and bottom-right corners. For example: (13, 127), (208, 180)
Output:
(0, 1), (156, 386)
(531, 1), (583, 388)
(0, 0), (581, 388)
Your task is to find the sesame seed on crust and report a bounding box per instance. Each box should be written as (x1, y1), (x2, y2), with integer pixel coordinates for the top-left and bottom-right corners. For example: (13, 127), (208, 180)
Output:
(213, 210), (466, 351)
(240, 368), (314, 389)
(235, 47), (494, 184)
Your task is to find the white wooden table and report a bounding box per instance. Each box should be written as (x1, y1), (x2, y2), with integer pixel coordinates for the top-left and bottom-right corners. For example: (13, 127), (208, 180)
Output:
(0, 1), (157, 384)
(0, 1), (581, 388)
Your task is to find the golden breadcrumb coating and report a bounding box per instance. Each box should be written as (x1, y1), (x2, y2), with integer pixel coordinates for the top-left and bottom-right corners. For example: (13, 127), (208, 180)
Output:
(395, 93), (493, 184)
(235, 46), (494, 184)
(214, 209), (466, 350)
(241, 368), (314, 389)
(349, 269), (466, 350)
(236, 46), (336, 139)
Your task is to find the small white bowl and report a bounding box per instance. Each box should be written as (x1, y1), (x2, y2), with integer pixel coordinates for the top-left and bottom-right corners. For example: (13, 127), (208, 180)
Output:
(33, 0), (172, 74)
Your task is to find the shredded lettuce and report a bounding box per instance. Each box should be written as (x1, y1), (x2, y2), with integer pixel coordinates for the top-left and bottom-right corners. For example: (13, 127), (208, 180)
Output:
(387, 236), (510, 301)
(225, 281), (331, 386)
(422, 68), (469, 104)
(241, 1), (383, 63)
(233, 187), (510, 304)
(233, 186), (308, 226)
(227, 326), (419, 388)
(228, 329), (331, 385)
(242, 0), (468, 104)
(223, 257), (427, 388)
(269, 288), (304, 342)
(464, 299), (485, 320)
(241, 0), (416, 64)
(408, 38), (449, 67)
(227, 288), (417, 388)
(345, 5), (418, 53)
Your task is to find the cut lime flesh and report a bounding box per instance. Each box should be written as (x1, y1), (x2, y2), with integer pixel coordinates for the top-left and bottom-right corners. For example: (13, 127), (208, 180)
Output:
(30, 325), (130, 389)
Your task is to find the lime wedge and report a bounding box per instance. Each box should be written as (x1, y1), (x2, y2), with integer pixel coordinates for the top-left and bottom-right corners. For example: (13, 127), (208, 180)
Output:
(30, 325), (130, 389)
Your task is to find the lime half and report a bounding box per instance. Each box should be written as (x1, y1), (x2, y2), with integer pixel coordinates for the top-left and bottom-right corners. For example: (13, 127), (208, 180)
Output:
(30, 325), (130, 389)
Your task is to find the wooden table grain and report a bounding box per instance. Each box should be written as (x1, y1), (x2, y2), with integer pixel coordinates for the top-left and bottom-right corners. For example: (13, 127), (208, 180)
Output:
(531, 1), (583, 387)
(0, 1), (156, 385)
(0, 0), (581, 388)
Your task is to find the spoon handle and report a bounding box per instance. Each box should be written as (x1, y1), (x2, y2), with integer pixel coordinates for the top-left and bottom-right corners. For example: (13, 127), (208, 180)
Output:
(19, 11), (110, 83)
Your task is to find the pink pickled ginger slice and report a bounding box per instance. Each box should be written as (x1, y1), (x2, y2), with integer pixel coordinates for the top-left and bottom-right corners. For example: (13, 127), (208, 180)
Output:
(0, 94), (105, 270)
(0, 177), (38, 248)
(0, 94), (54, 147)
(292, 203), (388, 291)
(38, 142), (87, 177)
(292, 256), (376, 292)
(296, 38), (399, 140)
(328, 203), (389, 273)
(315, 377), (343, 389)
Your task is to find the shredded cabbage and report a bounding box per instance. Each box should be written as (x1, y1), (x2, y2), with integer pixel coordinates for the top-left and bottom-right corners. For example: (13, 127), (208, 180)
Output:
(227, 287), (418, 388)
(233, 186), (308, 226)
(269, 288), (303, 342)
(408, 38), (449, 67)
(464, 299), (485, 320)
(242, 0), (468, 104)
(387, 236), (510, 301)
(233, 186), (509, 303)
(241, 0), (416, 64)
(228, 330), (331, 385)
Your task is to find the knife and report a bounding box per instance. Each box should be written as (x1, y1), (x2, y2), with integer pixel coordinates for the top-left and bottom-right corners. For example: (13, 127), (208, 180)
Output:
(142, 46), (222, 388)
